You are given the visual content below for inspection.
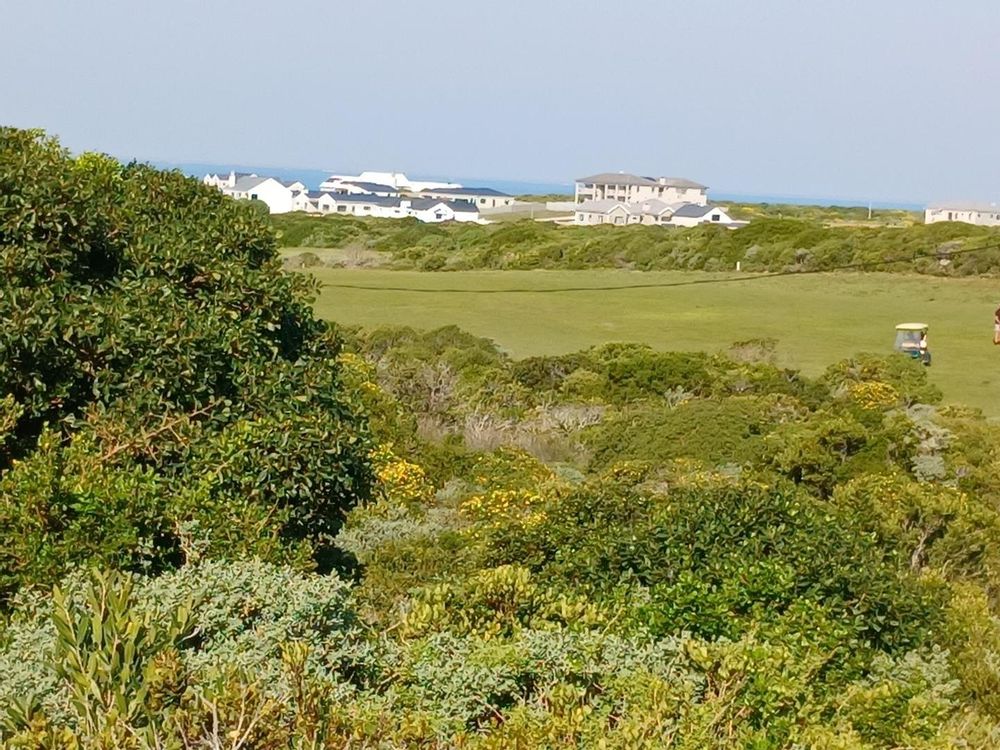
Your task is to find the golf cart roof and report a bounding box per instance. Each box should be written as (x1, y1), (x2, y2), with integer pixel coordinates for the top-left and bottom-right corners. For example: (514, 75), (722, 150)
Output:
(895, 322), (928, 331)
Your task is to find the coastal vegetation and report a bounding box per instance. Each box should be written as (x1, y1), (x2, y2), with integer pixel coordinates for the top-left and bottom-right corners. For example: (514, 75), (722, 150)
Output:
(272, 212), (998, 274)
(2, 129), (1000, 747)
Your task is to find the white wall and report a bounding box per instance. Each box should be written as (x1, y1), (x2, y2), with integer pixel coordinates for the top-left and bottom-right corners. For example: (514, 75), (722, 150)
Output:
(257, 180), (295, 214)
(234, 178), (294, 214)
(669, 207), (734, 228)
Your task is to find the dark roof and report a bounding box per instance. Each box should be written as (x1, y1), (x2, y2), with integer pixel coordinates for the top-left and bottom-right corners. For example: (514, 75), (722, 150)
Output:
(671, 203), (717, 218)
(421, 186), (511, 198)
(331, 194), (400, 207)
(343, 181), (398, 193)
(408, 198), (478, 213)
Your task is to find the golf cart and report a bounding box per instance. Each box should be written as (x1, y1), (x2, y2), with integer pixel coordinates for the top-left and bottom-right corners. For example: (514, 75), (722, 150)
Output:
(894, 322), (931, 366)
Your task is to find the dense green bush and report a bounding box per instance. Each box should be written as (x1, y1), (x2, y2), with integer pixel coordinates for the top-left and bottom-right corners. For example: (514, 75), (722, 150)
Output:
(0, 129), (373, 603)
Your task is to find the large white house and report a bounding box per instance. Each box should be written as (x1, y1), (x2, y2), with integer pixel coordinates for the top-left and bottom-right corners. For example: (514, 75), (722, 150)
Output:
(320, 171), (460, 194)
(575, 172), (708, 207)
(924, 203), (1000, 226)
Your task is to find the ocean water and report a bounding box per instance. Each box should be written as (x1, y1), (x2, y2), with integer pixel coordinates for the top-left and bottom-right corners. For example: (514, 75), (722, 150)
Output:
(154, 161), (923, 209)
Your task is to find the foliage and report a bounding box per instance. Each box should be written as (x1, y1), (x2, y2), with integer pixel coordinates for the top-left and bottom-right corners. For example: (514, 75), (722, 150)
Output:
(272, 211), (1000, 275)
(4, 127), (1000, 745)
(0, 129), (374, 603)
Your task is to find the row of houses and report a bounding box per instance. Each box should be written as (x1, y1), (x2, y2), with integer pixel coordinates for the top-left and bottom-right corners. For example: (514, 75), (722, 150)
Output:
(204, 169), (515, 223)
(319, 171), (516, 209)
(572, 172), (743, 228)
(293, 191), (479, 222)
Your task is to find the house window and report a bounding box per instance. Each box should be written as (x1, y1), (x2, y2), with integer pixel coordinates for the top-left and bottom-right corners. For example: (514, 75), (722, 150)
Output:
(363, 206), (370, 211)
(250, 193), (258, 200)
(480, 198), (486, 204)
(337, 206), (346, 212)
(711, 214), (720, 222)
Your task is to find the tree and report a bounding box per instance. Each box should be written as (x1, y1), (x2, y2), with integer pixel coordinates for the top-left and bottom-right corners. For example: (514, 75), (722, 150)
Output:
(0, 128), (372, 604)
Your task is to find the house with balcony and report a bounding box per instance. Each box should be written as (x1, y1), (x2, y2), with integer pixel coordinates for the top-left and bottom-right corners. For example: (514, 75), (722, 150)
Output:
(575, 172), (708, 207)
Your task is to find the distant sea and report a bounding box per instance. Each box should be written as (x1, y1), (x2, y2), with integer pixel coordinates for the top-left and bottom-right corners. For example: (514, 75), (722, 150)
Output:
(155, 161), (924, 210)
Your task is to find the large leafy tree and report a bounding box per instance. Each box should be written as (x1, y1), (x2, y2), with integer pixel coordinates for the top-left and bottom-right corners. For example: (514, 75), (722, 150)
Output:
(0, 128), (372, 603)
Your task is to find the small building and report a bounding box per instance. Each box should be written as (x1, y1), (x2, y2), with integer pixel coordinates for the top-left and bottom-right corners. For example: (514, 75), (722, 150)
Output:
(668, 204), (740, 228)
(575, 172), (708, 207)
(418, 186), (514, 209)
(924, 203), (1000, 226)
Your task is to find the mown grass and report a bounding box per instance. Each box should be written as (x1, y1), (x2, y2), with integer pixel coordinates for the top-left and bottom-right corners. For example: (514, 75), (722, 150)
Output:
(304, 268), (1000, 417)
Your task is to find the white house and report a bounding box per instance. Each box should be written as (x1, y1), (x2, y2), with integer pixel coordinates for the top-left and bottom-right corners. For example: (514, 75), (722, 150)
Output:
(924, 203), (1000, 226)
(418, 187), (514, 209)
(221, 176), (296, 214)
(575, 172), (709, 207)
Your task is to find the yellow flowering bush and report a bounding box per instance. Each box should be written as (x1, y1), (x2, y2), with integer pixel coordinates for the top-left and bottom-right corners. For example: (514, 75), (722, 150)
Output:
(460, 488), (547, 533)
(845, 380), (900, 411)
(369, 444), (433, 510)
(468, 447), (554, 490)
(400, 565), (604, 638)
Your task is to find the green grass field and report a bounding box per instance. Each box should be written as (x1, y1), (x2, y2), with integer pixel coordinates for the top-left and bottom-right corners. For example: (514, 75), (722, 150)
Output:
(304, 268), (1000, 417)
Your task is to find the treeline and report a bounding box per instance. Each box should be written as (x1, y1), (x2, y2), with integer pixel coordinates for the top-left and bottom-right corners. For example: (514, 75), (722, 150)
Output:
(3, 129), (1000, 747)
(273, 212), (1000, 275)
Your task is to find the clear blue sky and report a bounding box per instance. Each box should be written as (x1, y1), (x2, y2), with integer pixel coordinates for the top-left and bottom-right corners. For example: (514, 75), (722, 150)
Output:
(2, 0), (998, 202)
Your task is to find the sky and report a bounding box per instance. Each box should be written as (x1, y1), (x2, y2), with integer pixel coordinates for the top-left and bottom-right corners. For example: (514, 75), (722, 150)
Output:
(1, 0), (998, 203)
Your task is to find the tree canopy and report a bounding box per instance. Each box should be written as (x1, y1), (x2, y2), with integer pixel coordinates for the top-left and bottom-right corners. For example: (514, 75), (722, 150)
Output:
(0, 128), (372, 604)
